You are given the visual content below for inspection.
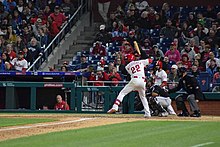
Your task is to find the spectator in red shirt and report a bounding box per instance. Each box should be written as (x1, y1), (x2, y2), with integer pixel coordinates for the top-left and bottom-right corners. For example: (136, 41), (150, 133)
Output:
(49, 6), (67, 28)
(54, 95), (70, 110)
(5, 44), (16, 61)
(88, 67), (109, 86)
(108, 66), (122, 86)
(181, 53), (192, 70)
(47, 16), (60, 38)
(92, 41), (107, 56)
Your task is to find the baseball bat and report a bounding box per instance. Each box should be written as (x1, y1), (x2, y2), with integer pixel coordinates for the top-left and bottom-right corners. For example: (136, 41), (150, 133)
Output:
(134, 41), (141, 55)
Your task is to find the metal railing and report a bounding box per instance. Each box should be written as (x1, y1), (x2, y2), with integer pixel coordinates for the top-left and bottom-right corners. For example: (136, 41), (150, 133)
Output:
(27, 1), (89, 71)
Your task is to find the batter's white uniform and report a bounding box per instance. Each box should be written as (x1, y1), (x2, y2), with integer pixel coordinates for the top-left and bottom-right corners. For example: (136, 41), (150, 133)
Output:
(155, 69), (167, 87)
(111, 59), (151, 117)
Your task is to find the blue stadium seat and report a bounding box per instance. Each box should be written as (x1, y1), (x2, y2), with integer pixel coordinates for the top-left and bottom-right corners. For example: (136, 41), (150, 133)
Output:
(91, 55), (101, 60)
(160, 46), (169, 54)
(194, 6), (206, 13)
(150, 29), (160, 37)
(160, 38), (172, 47)
(90, 60), (100, 65)
(107, 55), (116, 61)
(197, 72), (211, 92)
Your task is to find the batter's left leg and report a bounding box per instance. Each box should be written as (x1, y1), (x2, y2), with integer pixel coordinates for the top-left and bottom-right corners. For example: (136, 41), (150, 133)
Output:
(138, 88), (151, 117)
(107, 82), (134, 113)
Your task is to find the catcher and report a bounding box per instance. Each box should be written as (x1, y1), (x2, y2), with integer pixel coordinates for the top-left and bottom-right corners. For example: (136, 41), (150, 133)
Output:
(135, 78), (176, 117)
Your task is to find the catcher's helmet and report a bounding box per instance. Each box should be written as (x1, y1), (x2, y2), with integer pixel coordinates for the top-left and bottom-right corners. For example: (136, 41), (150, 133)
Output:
(125, 54), (135, 62)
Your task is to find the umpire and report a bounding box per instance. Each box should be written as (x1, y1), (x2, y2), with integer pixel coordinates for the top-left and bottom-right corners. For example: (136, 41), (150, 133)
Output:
(169, 67), (204, 117)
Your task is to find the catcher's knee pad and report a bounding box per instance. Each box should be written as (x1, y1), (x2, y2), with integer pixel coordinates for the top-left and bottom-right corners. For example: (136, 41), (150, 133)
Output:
(149, 97), (166, 113)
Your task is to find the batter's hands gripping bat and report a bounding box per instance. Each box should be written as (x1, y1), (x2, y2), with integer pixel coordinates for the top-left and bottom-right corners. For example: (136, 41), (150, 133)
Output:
(134, 41), (141, 55)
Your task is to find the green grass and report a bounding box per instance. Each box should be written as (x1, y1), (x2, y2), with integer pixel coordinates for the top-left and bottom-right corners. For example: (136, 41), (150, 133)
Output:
(0, 120), (219, 147)
(0, 118), (57, 127)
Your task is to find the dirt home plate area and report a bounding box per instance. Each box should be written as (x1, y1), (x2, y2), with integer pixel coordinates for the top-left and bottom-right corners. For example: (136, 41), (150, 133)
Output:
(0, 114), (220, 141)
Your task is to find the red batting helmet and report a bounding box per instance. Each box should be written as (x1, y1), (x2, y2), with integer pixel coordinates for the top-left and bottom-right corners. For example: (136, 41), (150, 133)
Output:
(155, 60), (163, 69)
(125, 54), (135, 62)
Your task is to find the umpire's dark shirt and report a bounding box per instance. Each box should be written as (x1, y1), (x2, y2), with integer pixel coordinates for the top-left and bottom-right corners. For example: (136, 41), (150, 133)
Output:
(150, 85), (170, 97)
(169, 74), (200, 95)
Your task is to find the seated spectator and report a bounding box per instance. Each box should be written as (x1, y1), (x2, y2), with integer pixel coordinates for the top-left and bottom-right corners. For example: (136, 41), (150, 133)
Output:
(72, 54), (90, 72)
(206, 59), (218, 81)
(181, 42), (195, 61)
(213, 67), (220, 84)
(111, 21), (128, 42)
(95, 24), (112, 44)
(22, 46), (33, 66)
(31, 18), (44, 37)
(191, 64), (200, 78)
(193, 22), (208, 40)
(206, 52), (220, 69)
(27, 37), (43, 60)
(193, 59), (204, 72)
(47, 16), (60, 38)
(14, 35), (25, 53)
(108, 66), (122, 86)
(126, 30), (137, 47)
(22, 25), (33, 44)
(120, 41), (133, 56)
(153, 45), (164, 60)
(0, 57), (5, 71)
(152, 12), (163, 29)
(88, 66), (109, 86)
(5, 44), (16, 60)
(141, 38), (152, 56)
(10, 51), (28, 72)
(181, 53), (192, 70)
(5, 26), (17, 44)
(189, 38), (200, 53)
(201, 44), (211, 69)
(3, 0), (17, 13)
(91, 41), (107, 56)
(1, 52), (11, 70)
(164, 43), (181, 63)
(60, 65), (68, 72)
(37, 27), (48, 48)
(49, 6), (67, 29)
(167, 64), (178, 89)
(115, 57), (126, 72)
(105, 62), (115, 74)
(160, 19), (178, 41)
(163, 56), (175, 72)
(61, 0), (75, 16)
(204, 28), (218, 51)
(54, 95), (70, 110)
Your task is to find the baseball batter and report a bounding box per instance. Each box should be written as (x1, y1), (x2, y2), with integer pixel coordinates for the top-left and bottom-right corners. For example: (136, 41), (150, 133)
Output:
(107, 54), (152, 117)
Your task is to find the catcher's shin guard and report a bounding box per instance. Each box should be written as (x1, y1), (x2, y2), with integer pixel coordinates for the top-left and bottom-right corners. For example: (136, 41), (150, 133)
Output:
(149, 97), (167, 113)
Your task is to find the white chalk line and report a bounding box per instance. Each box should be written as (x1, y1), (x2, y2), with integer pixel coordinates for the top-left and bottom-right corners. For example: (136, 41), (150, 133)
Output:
(0, 118), (96, 132)
(191, 142), (215, 147)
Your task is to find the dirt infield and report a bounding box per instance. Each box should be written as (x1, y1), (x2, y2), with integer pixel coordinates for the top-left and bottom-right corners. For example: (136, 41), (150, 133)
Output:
(0, 114), (219, 142)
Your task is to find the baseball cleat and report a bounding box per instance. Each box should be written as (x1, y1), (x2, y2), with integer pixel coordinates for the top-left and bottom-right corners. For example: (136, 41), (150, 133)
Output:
(158, 111), (168, 117)
(144, 114), (151, 118)
(107, 108), (117, 114)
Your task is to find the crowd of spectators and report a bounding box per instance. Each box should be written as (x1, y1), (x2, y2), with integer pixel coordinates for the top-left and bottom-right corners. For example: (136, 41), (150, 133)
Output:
(0, 0), (76, 72)
(64, 1), (220, 92)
